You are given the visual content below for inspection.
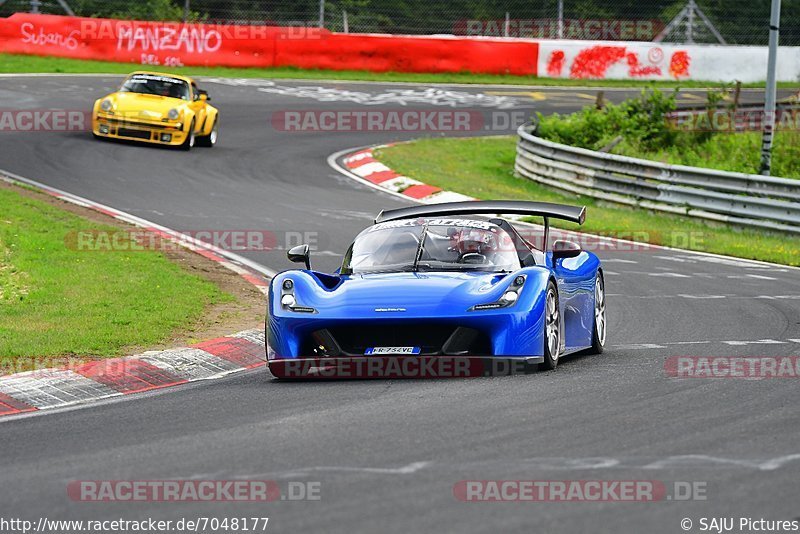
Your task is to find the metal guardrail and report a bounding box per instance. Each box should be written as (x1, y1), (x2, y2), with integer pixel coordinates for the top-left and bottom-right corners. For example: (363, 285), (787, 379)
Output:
(514, 124), (800, 234)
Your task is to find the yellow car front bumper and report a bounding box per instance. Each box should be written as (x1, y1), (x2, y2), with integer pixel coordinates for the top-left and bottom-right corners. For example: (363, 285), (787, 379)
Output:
(92, 113), (188, 146)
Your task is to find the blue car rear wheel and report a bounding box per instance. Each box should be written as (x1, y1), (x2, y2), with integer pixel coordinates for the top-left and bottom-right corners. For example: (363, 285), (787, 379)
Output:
(539, 281), (561, 371)
(589, 272), (606, 354)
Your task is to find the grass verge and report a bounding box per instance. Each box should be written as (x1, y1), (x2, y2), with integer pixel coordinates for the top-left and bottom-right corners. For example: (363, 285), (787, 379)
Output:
(0, 181), (244, 364)
(536, 89), (800, 178)
(611, 131), (800, 179)
(1, 53), (795, 89)
(374, 136), (800, 266)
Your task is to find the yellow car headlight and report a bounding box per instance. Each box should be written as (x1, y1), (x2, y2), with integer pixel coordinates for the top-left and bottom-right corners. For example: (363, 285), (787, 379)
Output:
(167, 108), (180, 120)
(100, 99), (113, 112)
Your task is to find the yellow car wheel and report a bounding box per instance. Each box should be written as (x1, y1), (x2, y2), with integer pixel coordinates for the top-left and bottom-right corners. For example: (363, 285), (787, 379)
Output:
(180, 119), (196, 151)
(196, 117), (218, 148)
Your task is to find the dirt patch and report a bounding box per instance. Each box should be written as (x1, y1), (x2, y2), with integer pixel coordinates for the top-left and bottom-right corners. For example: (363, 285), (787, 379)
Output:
(0, 179), (265, 358)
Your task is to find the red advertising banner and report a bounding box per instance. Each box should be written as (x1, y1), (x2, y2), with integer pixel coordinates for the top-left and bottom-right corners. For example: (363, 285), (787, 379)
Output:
(0, 14), (539, 75)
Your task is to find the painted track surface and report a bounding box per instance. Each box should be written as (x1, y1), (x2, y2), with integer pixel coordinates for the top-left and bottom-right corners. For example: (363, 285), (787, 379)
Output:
(0, 76), (799, 533)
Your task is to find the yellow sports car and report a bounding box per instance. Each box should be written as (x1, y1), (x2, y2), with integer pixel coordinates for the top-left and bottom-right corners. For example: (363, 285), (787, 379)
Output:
(92, 71), (218, 150)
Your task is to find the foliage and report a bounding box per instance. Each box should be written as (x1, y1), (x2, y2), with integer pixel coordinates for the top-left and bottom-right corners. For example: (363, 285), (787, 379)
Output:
(536, 89), (800, 178)
(536, 88), (679, 152)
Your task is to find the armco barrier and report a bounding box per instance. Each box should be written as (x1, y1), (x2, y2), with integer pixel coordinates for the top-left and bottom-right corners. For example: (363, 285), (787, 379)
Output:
(514, 124), (800, 233)
(0, 13), (539, 75)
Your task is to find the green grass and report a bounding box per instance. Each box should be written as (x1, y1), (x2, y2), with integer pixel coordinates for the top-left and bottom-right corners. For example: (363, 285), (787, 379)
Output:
(609, 131), (800, 179)
(374, 136), (800, 266)
(1, 53), (795, 88)
(0, 186), (231, 362)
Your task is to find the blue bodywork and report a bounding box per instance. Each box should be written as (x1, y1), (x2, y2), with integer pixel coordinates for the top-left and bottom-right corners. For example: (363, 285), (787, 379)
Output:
(268, 250), (601, 361)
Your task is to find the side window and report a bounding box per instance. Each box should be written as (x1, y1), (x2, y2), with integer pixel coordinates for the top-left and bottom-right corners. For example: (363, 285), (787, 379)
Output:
(191, 83), (199, 101)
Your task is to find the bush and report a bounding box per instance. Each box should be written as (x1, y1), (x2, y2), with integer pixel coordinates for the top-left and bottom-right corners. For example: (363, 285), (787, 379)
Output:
(536, 88), (679, 152)
(536, 88), (800, 179)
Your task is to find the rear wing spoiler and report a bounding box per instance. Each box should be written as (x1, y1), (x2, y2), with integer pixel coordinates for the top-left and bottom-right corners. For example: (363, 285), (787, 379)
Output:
(374, 200), (586, 225)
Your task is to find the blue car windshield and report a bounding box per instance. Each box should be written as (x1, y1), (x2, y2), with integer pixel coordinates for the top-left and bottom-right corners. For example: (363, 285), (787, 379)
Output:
(120, 74), (191, 101)
(343, 219), (521, 274)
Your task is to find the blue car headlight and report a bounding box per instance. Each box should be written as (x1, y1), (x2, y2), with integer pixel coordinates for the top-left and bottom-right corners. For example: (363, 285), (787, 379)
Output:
(470, 275), (525, 311)
(500, 290), (518, 304)
(279, 278), (316, 313)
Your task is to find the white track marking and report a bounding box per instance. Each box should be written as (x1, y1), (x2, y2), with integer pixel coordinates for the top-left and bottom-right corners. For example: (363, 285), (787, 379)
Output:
(612, 343), (667, 350)
(722, 339), (787, 346)
(522, 457), (622, 469)
(238, 461), (433, 480)
(600, 259), (638, 264)
(517, 455), (800, 471)
(301, 455), (800, 473)
(643, 454), (800, 471)
(721, 274), (781, 280)
(615, 294), (800, 300)
(669, 254), (785, 270)
(254, 85), (519, 109)
(615, 270), (691, 278)
(610, 338), (800, 349)
(654, 255), (693, 263)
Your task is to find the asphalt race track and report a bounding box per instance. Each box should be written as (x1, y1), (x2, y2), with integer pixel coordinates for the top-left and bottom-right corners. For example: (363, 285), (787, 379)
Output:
(1, 75), (799, 533)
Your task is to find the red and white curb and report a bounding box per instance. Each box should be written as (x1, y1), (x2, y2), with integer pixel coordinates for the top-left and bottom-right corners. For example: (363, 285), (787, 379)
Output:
(341, 146), (474, 204)
(0, 330), (265, 417)
(338, 146), (529, 223)
(0, 168), (275, 419)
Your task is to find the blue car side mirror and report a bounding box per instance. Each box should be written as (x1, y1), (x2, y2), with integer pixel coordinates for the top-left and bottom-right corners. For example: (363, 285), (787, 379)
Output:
(552, 240), (582, 260)
(288, 244), (310, 270)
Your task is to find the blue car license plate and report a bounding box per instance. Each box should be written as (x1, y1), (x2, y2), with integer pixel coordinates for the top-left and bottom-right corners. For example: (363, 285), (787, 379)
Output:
(364, 347), (421, 355)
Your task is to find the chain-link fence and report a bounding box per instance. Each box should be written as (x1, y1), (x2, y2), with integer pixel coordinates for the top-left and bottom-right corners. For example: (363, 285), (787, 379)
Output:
(1, 0), (798, 45)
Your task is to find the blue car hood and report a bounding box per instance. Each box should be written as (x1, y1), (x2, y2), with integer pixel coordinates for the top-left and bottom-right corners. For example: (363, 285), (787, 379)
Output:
(294, 271), (515, 318)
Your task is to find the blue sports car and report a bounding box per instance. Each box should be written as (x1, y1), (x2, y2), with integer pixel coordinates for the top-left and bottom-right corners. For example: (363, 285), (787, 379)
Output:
(267, 201), (606, 378)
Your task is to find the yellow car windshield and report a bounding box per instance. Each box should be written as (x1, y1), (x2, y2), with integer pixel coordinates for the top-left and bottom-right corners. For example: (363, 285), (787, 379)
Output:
(120, 74), (191, 101)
